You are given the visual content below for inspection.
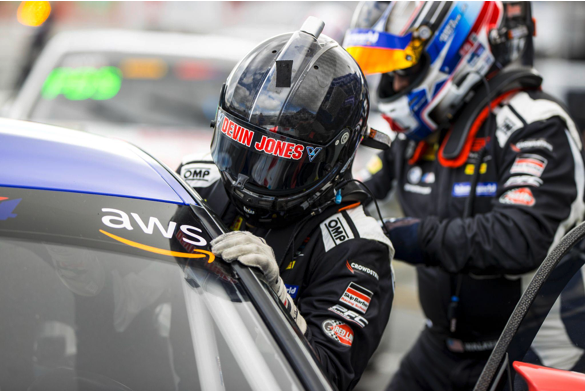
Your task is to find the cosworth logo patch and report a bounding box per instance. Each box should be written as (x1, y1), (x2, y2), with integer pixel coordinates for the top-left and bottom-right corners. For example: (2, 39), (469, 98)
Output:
(320, 214), (355, 252)
(322, 319), (354, 347)
(340, 282), (373, 314)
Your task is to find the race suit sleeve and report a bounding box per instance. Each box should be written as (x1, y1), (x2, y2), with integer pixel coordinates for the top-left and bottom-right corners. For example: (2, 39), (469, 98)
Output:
(363, 141), (398, 200)
(419, 116), (584, 275)
(300, 238), (394, 391)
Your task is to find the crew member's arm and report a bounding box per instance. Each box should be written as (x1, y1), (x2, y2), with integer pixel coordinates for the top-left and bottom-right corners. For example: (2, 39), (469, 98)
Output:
(420, 117), (584, 275)
(300, 236), (394, 390)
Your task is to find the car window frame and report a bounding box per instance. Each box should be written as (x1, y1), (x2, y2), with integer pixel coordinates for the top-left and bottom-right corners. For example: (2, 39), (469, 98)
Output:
(165, 163), (335, 391)
(474, 221), (585, 391)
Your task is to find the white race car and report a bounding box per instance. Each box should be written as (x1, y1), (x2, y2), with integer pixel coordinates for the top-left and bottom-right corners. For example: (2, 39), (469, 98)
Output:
(8, 29), (257, 168)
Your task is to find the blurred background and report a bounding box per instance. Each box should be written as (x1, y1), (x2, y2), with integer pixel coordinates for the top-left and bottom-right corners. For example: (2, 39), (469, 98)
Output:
(1, 2), (584, 390)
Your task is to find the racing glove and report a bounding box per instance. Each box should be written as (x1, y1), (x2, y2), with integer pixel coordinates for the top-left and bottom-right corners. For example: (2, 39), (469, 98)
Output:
(384, 217), (425, 265)
(211, 231), (307, 334)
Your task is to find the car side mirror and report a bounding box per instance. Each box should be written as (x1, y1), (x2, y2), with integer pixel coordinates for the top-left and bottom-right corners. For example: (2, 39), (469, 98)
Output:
(513, 361), (585, 391)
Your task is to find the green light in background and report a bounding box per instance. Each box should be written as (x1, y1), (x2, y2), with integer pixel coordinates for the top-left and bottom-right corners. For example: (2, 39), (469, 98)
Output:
(41, 66), (122, 101)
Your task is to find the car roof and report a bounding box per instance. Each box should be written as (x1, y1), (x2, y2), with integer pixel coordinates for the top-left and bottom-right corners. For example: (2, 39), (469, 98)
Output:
(38, 29), (258, 60)
(0, 118), (194, 204)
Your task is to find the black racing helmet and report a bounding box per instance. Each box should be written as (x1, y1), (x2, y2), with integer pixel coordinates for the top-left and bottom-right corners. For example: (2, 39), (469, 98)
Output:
(211, 17), (371, 227)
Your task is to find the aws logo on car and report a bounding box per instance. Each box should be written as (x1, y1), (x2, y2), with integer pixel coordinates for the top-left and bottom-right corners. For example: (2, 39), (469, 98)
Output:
(100, 208), (214, 263)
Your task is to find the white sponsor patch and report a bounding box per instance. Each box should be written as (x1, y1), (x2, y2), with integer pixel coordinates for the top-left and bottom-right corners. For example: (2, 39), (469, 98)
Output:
(404, 183), (432, 195)
(513, 139), (553, 152)
(421, 172), (435, 184)
(340, 282), (373, 314)
(510, 154), (547, 177)
(328, 304), (369, 328)
(499, 187), (535, 207)
(320, 213), (355, 252)
(180, 163), (220, 188)
(504, 175), (543, 188)
(407, 166), (422, 184)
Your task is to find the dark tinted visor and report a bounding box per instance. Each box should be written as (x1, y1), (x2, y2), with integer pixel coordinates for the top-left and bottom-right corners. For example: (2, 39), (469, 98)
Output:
(211, 108), (347, 195)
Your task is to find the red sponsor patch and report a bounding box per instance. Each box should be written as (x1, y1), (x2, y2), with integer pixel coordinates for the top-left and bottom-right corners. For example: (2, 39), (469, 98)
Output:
(322, 319), (354, 346)
(499, 187), (535, 207)
(471, 137), (489, 152)
(510, 154), (547, 177)
(340, 282), (373, 314)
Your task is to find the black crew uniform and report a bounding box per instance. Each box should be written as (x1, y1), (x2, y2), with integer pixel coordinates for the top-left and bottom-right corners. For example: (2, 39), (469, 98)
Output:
(365, 89), (585, 391)
(177, 158), (395, 391)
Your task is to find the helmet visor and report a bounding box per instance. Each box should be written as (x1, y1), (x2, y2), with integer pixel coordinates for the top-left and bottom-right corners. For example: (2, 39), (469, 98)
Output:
(345, 1), (428, 75)
(344, 28), (423, 75)
(211, 108), (347, 195)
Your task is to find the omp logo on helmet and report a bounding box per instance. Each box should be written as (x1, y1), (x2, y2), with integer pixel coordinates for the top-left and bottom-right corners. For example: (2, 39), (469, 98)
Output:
(340, 282), (373, 314)
(100, 208), (214, 262)
(328, 304), (369, 328)
(0, 197), (21, 220)
(321, 214), (355, 252)
(322, 319), (354, 347)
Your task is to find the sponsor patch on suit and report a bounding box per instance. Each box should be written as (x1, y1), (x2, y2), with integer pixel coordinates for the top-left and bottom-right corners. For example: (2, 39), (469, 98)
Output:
(329, 304), (369, 328)
(320, 214), (355, 252)
(322, 319), (354, 347)
(510, 154), (547, 177)
(339, 282), (373, 314)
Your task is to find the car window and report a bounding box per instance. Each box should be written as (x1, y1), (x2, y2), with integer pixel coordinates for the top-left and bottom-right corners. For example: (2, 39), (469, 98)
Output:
(0, 187), (303, 391)
(28, 52), (233, 128)
(474, 223), (585, 391)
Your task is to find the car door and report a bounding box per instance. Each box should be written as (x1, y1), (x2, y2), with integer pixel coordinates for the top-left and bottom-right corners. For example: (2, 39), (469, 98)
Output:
(474, 222), (585, 391)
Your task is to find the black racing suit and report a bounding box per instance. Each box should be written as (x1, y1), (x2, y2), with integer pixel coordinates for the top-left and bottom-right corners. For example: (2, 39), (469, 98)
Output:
(365, 90), (585, 391)
(177, 159), (395, 391)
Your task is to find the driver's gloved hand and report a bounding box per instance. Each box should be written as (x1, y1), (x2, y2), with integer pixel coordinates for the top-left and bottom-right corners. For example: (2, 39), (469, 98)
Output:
(211, 231), (307, 334)
(383, 217), (425, 265)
